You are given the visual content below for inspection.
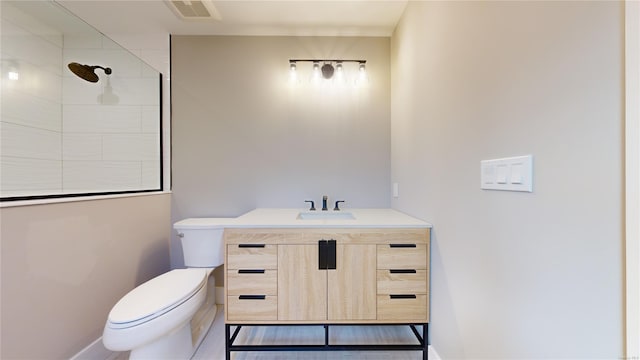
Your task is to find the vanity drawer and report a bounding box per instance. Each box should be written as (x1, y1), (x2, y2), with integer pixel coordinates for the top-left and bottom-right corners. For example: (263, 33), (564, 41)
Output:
(377, 294), (428, 321)
(227, 270), (277, 295)
(227, 295), (278, 321)
(377, 270), (427, 294)
(227, 244), (277, 269)
(377, 244), (427, 269)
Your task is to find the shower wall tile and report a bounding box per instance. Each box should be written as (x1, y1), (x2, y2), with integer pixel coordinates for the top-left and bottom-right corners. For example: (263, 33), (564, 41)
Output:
(63, 33), (102, 49)
(1, 3), (63, 48)
(0, 122), (61, 160)
(62, 77), (103, 105)
(1, 61), (62, 104)
(63, 105), (141, 133)
(141, 106), (161, 133)
(1, 18), (63, 75)
(108, 78), (160, 105)
(102, 134), (160, 161)
(1, 91), (62, 131)
(63, 161), (141, 192)
(102, 37), (124, 50)
(0, 156), (62, 192)
(62, 134), (102, 161)
(142, 160), (161, 189)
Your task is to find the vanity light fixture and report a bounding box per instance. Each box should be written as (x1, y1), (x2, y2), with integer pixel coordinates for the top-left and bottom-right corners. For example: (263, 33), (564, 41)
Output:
(289, 59), (366, 82)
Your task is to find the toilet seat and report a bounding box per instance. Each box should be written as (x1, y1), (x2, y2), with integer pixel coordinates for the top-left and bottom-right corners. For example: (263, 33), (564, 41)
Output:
(108, 268), (207, 329)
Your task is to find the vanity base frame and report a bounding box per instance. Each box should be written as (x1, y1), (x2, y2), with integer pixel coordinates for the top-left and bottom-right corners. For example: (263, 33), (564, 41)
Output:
(224, 323), (429, 360)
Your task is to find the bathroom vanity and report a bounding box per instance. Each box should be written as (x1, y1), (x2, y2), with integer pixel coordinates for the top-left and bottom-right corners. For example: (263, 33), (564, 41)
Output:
(222, 208), (432, 359)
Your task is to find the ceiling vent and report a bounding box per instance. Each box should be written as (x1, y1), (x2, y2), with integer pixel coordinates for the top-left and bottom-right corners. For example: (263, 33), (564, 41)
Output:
(166, 0), (221, 20)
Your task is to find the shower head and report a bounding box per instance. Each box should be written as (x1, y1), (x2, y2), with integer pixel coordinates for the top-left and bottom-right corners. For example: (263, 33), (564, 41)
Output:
(67, 62), (112, 83)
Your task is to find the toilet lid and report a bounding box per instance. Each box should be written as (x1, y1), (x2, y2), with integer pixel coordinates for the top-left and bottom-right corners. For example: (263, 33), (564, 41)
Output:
(108, 268), (207, 326)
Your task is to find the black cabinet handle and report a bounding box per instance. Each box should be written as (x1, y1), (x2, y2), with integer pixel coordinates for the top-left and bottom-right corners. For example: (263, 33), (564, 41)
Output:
(327, 240), (336, 270)
(238, 269), (265, 274)
(390, 269), (417, 274)
(238, 244), (265, 248)
(390, 244), (417, 248)
(319, 240), (328, 270)
(238, 295), (266, 300)
(319, 239), (337, 270)
(390, 294), (417, 299)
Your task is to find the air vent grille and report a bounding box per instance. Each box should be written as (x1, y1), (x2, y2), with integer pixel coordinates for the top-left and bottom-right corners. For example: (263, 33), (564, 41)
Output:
(167, 0), (221, 20)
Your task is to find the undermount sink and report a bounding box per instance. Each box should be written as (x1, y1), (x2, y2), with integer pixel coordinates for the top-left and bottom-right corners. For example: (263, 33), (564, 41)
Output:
(297, 211), (356, 220)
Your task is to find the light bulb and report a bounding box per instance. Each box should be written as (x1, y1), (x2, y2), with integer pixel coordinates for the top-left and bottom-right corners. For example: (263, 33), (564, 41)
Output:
(289, 62), (298, 83)
(311, 61), (321, 84)
(334, 62), (346, 85)
(356, 62), (368, 86)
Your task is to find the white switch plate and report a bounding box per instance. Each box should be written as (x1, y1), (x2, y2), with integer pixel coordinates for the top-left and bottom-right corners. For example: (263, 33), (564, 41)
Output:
(392, 182), (399, 198)
(481, 155), (533, 192)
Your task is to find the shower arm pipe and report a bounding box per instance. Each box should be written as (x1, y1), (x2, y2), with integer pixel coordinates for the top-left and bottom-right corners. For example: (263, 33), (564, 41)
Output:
(92, 65), (112, 74)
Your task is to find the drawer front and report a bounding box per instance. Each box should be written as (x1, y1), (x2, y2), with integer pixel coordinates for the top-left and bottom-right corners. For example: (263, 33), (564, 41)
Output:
(227, 295), (278, 321)
(227, 270), (277, 295)
(377, 244), (427, 269)
(377, 270), (427, 294)
(227, 244), (277, 269)
(377, 294), (428, 321)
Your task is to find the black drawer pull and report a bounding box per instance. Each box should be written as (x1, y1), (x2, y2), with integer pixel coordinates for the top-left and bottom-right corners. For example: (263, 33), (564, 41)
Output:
(238, 295), (266, 300)
(238, 269), (265, 274)
(390, 244), (417, 248)
(390, 294), (417, 299)
(390, 269), (417, 274)
(238, 244), (265, 248)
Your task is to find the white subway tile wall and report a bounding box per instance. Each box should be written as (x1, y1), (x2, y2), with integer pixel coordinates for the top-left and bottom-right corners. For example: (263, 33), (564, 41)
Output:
(1, 1), (161, 198)
(1, 3), (64, 196)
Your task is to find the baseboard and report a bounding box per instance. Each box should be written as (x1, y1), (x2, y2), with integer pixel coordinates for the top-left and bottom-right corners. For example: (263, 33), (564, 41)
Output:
(69, 337), (121, 360)
(429, 345), (442, 360)
(215, 286), (224, 305)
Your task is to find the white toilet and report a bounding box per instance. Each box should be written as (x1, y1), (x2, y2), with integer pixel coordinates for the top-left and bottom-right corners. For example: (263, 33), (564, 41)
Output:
(103, 218), (228, 360)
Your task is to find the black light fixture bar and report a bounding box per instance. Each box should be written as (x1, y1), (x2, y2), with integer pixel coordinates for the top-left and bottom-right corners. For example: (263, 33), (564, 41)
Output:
(289, 59), (367, 80)
(289, 59), (365, 63)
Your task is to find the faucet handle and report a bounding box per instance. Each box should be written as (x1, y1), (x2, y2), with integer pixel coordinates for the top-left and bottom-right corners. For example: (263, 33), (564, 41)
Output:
(334, 200), (345, 211)
(304, 200), (316, 211)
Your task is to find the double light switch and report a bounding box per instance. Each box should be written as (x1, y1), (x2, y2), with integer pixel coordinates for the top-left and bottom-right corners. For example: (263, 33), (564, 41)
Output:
(481, 155), (533, 192)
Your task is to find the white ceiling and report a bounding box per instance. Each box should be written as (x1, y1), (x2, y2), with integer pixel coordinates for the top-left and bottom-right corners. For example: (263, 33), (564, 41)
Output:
(56, 0), (408, 38)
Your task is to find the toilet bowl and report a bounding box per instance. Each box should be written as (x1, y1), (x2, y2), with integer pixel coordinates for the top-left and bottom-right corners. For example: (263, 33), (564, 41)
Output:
(103, 218), (228, 359)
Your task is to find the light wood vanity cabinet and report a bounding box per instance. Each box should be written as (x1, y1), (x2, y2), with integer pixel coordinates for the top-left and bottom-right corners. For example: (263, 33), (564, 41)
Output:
(225, 244), (278, 321)
(224, 228), (430, 324)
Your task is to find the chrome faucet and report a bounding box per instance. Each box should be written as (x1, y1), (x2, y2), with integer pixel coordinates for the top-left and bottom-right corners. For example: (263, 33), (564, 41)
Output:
(322, 195), (328, 211)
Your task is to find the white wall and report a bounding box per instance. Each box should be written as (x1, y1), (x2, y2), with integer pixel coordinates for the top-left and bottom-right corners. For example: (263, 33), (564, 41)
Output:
(391, 1), (623, 358)
(171, 36), (391, 268)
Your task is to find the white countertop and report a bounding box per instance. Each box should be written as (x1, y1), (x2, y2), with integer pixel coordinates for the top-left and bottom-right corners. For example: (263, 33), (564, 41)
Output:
(174, 208), (432, 229)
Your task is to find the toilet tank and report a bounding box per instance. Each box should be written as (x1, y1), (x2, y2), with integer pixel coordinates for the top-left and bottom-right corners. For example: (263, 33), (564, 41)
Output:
(173, 218), (230, 268)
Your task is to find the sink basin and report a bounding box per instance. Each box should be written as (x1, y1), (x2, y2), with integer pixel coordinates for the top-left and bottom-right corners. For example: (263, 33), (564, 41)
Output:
(297, 211), (356, 220)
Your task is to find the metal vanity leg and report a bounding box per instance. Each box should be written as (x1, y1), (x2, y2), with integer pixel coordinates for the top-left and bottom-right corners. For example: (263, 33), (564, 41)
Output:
(324, 324), (330, 347)
(423, 324), (429, 360)
(225, 324), (231, 360)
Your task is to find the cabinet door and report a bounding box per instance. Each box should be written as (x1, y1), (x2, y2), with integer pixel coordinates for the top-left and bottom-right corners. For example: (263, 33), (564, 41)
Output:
(328, 244), (377, 321)
(278, 245), (327, 321)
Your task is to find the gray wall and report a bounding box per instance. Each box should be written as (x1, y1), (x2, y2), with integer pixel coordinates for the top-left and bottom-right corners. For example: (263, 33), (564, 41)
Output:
(391, 1), (624, 358)
(171, 36), (391, 267)
(0, 194), (171, 359)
